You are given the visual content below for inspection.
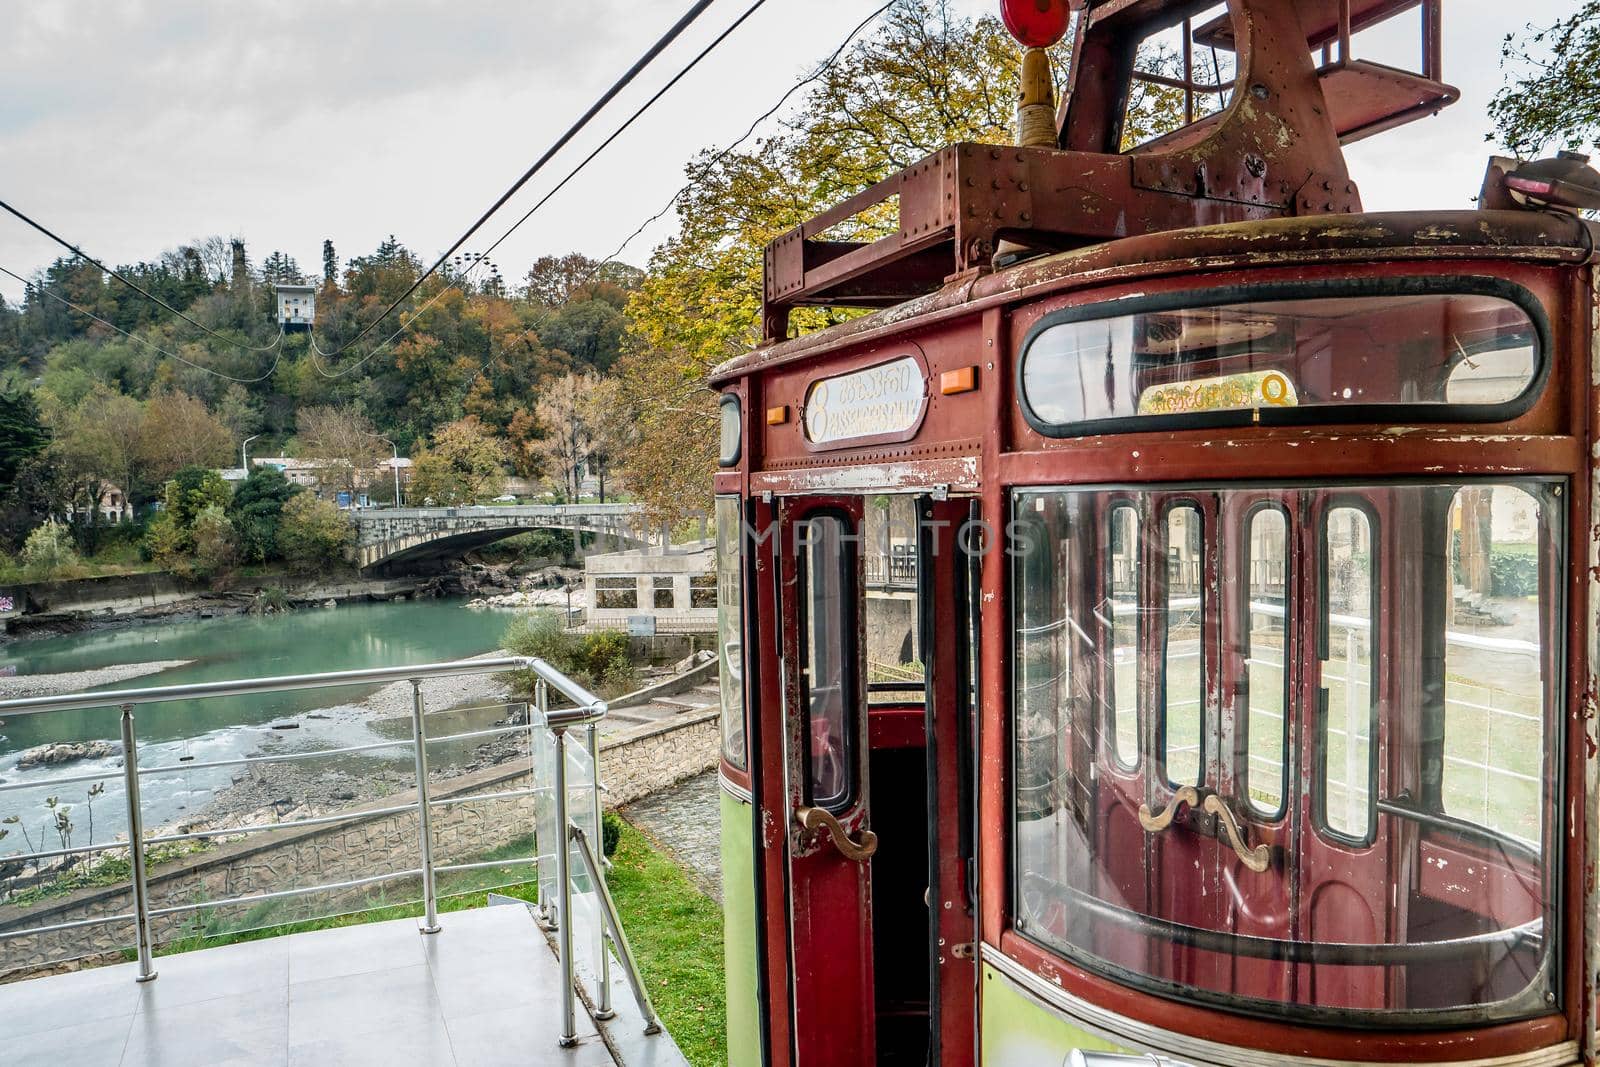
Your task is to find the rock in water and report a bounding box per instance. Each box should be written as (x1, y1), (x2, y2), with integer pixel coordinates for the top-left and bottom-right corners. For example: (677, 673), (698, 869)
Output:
(16, 739), (121, 770)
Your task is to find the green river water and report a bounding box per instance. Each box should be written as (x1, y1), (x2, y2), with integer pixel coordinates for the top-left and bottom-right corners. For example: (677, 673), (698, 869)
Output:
(0, 599), (527, 842)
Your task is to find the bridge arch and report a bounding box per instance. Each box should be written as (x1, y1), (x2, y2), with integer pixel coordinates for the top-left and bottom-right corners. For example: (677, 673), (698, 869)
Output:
(352, 505), (656, 573)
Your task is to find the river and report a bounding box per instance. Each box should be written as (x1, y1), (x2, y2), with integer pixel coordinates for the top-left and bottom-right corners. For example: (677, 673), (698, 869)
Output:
(0, 599), (529, 850)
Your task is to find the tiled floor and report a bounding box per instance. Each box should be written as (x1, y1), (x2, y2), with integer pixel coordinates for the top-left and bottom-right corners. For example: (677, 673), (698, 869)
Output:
(0, 903), (631, 1066)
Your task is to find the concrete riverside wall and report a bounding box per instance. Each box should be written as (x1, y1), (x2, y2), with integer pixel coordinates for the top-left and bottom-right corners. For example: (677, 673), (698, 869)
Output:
(0, 709), (718, 977)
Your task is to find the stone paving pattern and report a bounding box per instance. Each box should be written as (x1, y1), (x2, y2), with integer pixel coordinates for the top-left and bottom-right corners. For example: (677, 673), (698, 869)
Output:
(620, 770), (722, 903)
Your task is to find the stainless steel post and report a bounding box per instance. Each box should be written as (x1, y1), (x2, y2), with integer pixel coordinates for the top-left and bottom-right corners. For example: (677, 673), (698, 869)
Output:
(571, 825), (661, 1034)
(120, 704), (158, 982)
(553, 726), (578, 1047)
(410, 681), (441, 934)
(586, 721), (613, 1019)
(535, 678), (552, 929)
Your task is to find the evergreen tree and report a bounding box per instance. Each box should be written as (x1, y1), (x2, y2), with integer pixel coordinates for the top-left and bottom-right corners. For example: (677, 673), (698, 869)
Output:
(0, 387), (49, 497)
(322, 240), (338, 288)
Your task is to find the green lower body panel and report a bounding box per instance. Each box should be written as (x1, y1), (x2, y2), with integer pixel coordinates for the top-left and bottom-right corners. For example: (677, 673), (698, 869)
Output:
(980, 963), (1134, 1065)
(722, 788), (763, 1067)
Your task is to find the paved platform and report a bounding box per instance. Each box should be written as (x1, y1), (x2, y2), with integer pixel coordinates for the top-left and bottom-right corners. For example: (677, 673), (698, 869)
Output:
(0, 902), (674, 1067)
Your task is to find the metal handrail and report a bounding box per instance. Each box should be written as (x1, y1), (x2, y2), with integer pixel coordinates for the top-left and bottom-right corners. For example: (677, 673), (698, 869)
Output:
(0, 656), (535, 718)
(0, 651), (656, 1051)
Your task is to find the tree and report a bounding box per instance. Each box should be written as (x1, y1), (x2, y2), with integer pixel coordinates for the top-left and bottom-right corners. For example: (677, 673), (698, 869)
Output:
(322, 240), (339, 288)
(529, 373), (626, 502)
(260, 251), (302, 285)
(278, 492), (353, 575)
(137, 391), (233, 484)
(47, 386), (143, 526)
(0, 388), (48, 501)
(162, 466), (231, 530)
(1491, 3), (1600, 154)
(227, 466), (300, 563)
(19, 520), (79, 579)
(409, 417), (508, 505)
(294, 404), (382, 498)
(190, 505), (237, 581)
(619, 0), (1065, 522)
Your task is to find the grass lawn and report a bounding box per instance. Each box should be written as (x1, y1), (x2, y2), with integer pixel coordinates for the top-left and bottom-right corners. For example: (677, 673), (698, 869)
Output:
(130, 820), (727, 1067)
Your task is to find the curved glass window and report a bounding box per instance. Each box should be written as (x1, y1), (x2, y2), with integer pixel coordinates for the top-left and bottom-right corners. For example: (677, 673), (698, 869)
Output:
(1012, 480), (1561, 1025)
(715, 497), (747, 770)
(1018, 283), (1543, 435)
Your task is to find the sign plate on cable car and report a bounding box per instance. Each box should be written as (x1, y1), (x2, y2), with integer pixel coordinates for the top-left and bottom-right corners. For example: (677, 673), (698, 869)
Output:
(803, 356), (927, 446)
(1137, 370), (1298, 416)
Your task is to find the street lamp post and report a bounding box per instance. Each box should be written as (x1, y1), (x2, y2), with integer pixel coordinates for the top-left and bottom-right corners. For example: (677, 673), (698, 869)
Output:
(241, 434), (262, 473)
(363, 431), (403, 507)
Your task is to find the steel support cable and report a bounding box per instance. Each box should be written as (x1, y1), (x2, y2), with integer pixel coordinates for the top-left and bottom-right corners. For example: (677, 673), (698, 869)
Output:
(307, 0), (720, 363)
(0, 201), (286, 355)
(461, 0), (893, 389)
(312, 0), (776, 380)
(0, 264), (287, 383)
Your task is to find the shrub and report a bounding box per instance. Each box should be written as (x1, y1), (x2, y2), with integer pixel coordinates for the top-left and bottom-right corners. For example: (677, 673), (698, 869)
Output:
(503, 614), (636, 695)
(601, 811), (623, 858)
(19, 520), (80, 579)
(278, 494), (353, 576)
(190, 505), (237, 582)
(143, 511), (192, 576)
(1490, 549), (1539, 598)
(228, 467), (301, 564)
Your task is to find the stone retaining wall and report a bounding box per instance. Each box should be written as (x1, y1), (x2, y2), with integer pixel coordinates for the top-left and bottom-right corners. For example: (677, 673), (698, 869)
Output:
(0, 709), (718, 978)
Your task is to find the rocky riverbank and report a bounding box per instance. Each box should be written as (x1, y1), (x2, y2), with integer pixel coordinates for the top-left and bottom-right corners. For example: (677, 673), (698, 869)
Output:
(0, 660), (194, 701)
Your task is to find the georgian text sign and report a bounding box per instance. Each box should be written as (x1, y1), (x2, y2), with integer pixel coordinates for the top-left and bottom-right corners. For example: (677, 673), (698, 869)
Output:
(802, 355), (927, 447)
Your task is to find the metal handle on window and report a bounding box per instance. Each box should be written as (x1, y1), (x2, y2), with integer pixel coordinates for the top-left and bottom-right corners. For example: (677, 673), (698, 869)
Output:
(1138, 785), (1202, 833)
(796, 806), (879, 862)
(1201, 794), (1272, 873)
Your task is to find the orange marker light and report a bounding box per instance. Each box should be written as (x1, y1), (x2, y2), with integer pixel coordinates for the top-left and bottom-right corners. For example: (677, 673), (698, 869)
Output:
(940, 367), (978, 395)
(766, 405), (789, 425)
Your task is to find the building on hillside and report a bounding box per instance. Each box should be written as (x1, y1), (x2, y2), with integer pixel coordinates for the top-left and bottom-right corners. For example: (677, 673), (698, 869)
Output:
(250, 457), (322, 490)
(275, 284), (316, 329)
(65, 482), (129, 524)
(581, 541), (716, 635)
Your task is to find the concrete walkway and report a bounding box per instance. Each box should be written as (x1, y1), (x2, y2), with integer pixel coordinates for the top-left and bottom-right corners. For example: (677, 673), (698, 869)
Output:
(0, 902), (679, 1067)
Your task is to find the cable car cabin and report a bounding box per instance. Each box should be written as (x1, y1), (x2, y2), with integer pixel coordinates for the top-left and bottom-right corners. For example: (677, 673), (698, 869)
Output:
(707, 1), (1600, 1065)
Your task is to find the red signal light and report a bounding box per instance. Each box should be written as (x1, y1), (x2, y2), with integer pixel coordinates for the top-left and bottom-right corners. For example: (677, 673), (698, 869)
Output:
(1000, 0), (1071, 48)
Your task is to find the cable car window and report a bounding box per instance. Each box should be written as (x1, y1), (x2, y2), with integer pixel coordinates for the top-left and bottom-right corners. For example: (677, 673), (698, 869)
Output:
(1012, 481), (1560, 1025)
(865, 494), (925, 705)
(1244, 505), (1289, 818)
(799, 513), (857, 812)
(1108, 505), (1140, 768)
(715, 497), (747, 771)
(1441, 485), (1545, 844)
(1163, 503), (1203, 787)
(1320, 506), (1376, 843)
(1018, 281), (1545, 436)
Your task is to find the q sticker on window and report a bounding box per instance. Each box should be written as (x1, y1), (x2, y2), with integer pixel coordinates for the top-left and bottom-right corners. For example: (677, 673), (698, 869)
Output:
(1138, 370), (1297, 416)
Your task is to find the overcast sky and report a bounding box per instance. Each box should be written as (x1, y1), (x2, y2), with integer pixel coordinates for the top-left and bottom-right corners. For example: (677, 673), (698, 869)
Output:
(0, 0), (1571, 305)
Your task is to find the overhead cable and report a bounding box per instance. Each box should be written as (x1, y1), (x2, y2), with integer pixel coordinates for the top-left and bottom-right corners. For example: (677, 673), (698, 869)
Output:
(464, 1), (894, 389)
(309, 0), (722, 361)
(0, 200), (285, 354)
(313, 0), (776, 379)
(0, 264), (287, 384)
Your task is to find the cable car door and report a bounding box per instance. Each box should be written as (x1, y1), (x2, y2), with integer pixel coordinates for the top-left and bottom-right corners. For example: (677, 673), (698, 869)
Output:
(778, 496), (876, 1066)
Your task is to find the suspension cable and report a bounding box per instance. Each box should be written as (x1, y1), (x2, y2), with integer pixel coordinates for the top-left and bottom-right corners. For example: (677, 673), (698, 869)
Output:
(312, 0), (778, 379)
(0, 264), (287, 384)
(0, 200), (286, 354)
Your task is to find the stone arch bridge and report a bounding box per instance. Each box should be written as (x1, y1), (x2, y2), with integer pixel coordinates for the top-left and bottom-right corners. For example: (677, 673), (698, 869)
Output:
(352, 504), (657, 573)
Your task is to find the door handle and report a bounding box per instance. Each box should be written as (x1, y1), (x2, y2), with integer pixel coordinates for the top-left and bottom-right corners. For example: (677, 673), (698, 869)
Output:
(1201, 794), (1271, 873)
(1138, 787), (1272, 873)
(796, 806), (879, 862)
(1138, 785), (1202, 833)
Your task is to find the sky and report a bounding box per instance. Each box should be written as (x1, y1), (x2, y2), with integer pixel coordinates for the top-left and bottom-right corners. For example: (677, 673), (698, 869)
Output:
(0, 0), (1573, 305)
